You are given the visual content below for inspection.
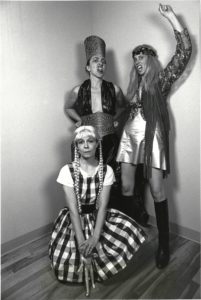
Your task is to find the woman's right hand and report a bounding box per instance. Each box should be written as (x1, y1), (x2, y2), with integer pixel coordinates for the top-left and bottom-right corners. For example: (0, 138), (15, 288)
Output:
(159, 4), (175, 19)
(159, 4), (183, 33)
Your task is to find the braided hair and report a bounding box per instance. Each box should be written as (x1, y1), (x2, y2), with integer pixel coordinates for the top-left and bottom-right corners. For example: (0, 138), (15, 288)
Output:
(73, 126), (104, 213)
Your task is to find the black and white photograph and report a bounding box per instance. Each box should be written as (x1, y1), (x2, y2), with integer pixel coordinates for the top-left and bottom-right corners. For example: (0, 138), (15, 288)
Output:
(1, 0), (200, 299)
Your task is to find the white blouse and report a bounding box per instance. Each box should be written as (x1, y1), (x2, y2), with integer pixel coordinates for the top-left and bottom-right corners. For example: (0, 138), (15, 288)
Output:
(57, 164), (115, 187)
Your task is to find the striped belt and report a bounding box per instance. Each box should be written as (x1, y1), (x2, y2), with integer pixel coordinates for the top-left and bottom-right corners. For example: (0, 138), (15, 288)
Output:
(81, 112), (115, 138)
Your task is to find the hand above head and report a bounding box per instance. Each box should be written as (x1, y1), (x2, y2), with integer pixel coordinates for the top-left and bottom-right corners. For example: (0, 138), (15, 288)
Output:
(159, 3), (184, 32)
(159, 4), (175, 19)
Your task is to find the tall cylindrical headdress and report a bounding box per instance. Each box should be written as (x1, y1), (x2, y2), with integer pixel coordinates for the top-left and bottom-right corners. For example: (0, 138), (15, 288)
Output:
(84, 35), (106, 62)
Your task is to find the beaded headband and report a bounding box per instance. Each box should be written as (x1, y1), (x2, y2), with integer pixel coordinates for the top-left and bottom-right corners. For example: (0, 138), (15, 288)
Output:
(132, 45), (157, 58)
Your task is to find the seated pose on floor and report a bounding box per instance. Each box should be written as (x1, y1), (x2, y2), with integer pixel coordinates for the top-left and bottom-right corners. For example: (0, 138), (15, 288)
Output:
(49, 126), (146, 296)
(116, 4), (192, 269)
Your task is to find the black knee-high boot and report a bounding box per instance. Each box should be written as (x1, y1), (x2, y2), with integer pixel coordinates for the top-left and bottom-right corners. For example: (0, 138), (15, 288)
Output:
(154, 199), (170, 269)
(121, 195), (147, 226)
(120, 195), (134, 217)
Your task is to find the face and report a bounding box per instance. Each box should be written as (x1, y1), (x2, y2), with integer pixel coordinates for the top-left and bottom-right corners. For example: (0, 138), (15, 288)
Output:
(133, 53), (148, 76)
(76, 134), (98, 159)
(86, 55), (106, 78)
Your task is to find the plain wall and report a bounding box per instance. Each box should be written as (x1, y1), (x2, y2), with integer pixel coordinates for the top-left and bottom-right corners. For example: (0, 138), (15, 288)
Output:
(1, 1), (200, 244)
(1, 1), (92, 244)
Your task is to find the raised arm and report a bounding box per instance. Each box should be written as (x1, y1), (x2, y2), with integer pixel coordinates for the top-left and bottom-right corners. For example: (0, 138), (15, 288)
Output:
(64, 86), (82, 127)
(159, 4), (184, 32)
(158, 4), (192, 94)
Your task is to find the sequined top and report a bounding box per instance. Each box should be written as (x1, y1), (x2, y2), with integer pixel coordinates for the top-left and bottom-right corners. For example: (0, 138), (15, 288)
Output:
(129, 28), (192, 120)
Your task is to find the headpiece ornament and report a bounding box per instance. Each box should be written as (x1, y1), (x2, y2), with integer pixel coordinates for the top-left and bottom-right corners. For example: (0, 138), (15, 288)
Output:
(84, 35), (106, 62)
(132, 45), (157, 58)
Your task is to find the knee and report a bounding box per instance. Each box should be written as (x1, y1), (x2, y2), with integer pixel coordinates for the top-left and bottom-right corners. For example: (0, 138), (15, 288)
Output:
(151, 189), (166, 203)
(122, 182), (133, 195)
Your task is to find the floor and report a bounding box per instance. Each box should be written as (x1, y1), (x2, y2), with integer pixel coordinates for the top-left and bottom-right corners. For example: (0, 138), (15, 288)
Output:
(1, 225), (200, 299)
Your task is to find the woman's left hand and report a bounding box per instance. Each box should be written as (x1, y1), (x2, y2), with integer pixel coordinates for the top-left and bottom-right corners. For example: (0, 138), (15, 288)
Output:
(79, 236), (99, 257)
(159, 4), (175, 19)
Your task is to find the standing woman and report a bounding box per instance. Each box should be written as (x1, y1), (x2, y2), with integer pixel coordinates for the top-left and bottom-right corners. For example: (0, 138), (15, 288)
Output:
(117, 4), (192, 268)
(65, 35), (149, 223)
(49, 126), (146, 296)
(65, 35), (125, 176)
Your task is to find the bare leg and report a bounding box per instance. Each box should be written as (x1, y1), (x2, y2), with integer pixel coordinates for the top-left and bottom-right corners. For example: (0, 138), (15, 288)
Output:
(121, 162), (137, 196)
(148, 168), (166, 202)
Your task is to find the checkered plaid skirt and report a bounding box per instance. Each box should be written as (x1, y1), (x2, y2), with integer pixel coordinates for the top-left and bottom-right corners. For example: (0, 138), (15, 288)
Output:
(49, 207), (146, 282)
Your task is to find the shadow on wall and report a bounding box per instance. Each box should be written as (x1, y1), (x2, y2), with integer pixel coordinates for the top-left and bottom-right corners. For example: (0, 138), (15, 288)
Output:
(43, 136), (73, 221)
(165, 32), (197, 225)
(105, 49), (121, 85)
(75, 41), (87, 82)
(45, 42), (85, 219)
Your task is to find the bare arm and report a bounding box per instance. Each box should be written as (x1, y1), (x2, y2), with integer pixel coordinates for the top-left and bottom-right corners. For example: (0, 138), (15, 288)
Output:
(63, 185), (85, 249)
(93, 185), (111, 239)
(64, 86), (82, 124)
(159, 4), (184, 32)
(80, 184), (112, 257)
(158, 4), (192, 94)
(159, 4), (191, 52)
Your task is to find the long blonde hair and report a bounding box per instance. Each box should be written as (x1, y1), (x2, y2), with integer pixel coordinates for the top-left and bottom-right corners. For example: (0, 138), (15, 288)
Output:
(127, 51), (163, 101)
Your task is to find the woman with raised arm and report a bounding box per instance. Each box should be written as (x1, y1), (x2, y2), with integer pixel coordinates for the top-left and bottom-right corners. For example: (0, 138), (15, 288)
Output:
(49, 126), (146, 296)
(117, 4), (192, 269)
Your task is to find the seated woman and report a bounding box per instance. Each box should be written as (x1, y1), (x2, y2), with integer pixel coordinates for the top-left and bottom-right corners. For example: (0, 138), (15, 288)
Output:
(49, 126), (146, 296)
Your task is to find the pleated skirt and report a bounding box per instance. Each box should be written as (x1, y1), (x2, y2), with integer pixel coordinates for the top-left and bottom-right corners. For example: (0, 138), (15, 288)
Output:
(49, 207), (146, 283)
